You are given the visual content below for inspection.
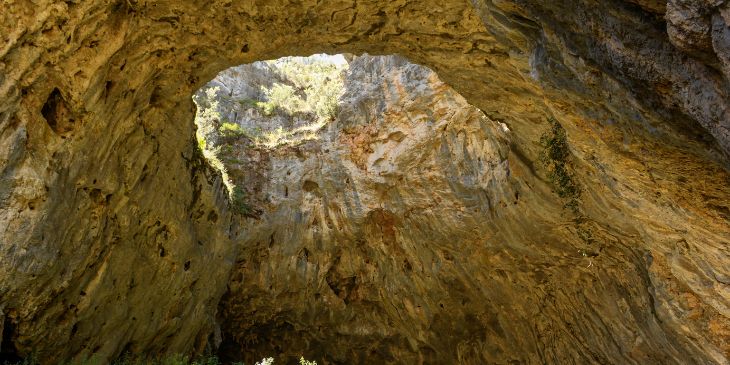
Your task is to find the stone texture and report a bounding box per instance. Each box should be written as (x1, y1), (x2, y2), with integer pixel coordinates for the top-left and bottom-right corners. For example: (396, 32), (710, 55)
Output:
(214, 55), (517, 363)
(0, 0), (728, 364)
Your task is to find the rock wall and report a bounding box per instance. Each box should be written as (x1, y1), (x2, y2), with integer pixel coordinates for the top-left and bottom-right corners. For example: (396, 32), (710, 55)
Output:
(210, 53), (729, 364)
(0, 0), (728, 364)
(214, 55), (516, 363)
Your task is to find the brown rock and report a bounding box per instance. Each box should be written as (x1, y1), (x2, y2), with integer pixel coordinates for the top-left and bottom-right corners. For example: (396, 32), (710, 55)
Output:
(0, 1), (728, 364)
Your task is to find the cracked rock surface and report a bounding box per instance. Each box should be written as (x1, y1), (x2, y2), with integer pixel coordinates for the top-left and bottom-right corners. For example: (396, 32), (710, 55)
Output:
(1, 1), (729, 364)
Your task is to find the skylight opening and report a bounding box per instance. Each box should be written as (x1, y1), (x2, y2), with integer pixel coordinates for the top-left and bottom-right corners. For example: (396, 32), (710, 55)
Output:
(192, 54), (350, 209)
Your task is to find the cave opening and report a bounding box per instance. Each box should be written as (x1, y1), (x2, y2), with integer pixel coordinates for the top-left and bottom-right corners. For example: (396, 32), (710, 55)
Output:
(2, 1), (729, 363)
(192, 53), (350, 218)
(192, 53), (515, 363)
(192, 53), (509, 220)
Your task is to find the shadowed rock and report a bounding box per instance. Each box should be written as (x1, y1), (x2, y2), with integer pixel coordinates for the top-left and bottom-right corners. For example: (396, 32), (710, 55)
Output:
(0, 1), (728, 364)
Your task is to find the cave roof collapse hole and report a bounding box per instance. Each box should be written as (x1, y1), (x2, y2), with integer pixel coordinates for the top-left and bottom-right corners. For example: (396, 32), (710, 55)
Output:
(192, 53), (509, 216)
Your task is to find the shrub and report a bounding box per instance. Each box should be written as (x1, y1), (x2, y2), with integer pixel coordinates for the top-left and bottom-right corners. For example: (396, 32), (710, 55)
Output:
(219, 122), (244, 137)
(299, 357), (317, 365)
(538, 118), (597, 244)
(539, 117), (581, 213)
(259, 57), (345, 122)
(238, 99), (260, 108)
(263, 83), (304, 115)
(256, 100), (277, 116)
(196, 136), (207, 151)
(230, 185), (252, 215)
(193, 86), (223, 146)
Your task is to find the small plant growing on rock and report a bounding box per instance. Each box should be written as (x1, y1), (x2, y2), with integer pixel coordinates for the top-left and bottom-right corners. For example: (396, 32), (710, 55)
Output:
(196, 136), (207, 151)
(230, 185), (252, 216)
(539, 118), (597, 245)
(248, 357), (316, 365)
(299, 357), (317, 365)
(219, 122), (244, 137)
(539, 117), (581, 213)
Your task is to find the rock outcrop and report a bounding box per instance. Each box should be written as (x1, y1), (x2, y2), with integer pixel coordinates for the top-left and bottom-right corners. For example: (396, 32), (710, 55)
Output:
(0, 1), (729, 364)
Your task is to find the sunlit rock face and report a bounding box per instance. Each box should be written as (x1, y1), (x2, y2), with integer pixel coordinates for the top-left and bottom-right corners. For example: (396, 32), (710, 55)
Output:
(0, 0), (729, 364)
(215, 54), (514, 363)
(211, 54), (728, 364)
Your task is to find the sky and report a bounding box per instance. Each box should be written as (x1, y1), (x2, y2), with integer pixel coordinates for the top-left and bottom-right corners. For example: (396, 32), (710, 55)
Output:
(285, 53), (348, 66)
(312, 53), (348, 65)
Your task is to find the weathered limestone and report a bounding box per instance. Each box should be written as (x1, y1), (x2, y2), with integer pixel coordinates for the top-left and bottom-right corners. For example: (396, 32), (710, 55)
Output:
(0, 0), (728, 364)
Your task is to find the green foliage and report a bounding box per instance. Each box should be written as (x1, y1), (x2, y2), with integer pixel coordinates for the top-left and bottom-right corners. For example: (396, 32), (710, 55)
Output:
(231, 57), (345, 148)
(230, 185), (252, 215)
(193, 86), (223, 143)
(191, 56), (347, 221)
(538, 118), (598, 245)
(256, 101), (276, 116)
(259, 57), (345, 122)
(197, 136), (207, 151)
(116, 354), (219, 365)
(246, 357), (317, 365)
(194, 56), (345, 152)
(220, 144), (234, 155)
(219, 122), (244, 137)
(238, 99), (260, 108)
(311, 89), (340, 121)
(263, 83), (304, 115)
(299, 357), (317, 365)
(539, 117), (581, 213)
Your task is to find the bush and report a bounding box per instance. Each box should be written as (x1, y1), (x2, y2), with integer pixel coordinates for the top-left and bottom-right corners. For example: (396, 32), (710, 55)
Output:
(219, 122), (244, 137)
(238, 99), (260, 108)
(539, 117), (581, 213)
(197, 136), (207, 151)
(193, 86), (223, 147)
(230, 185), (252, 215)
(259, 57), (345, 122)
(263, 84), (304, 115)
(299, 357), (317, 365)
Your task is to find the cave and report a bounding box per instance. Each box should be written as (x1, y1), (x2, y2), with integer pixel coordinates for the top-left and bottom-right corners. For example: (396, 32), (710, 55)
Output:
(195, 53), (516, 363)
(1, 1), (729, 364)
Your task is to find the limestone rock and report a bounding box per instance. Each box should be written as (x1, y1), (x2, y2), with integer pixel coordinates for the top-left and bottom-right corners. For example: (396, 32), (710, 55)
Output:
(0, 1), (728, 364)
(216, 54), (516, 363)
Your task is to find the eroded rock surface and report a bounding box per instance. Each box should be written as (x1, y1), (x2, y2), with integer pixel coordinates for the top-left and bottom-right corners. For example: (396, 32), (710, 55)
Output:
(0, 1), (729, 364)
(214, 55), (514, 363)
